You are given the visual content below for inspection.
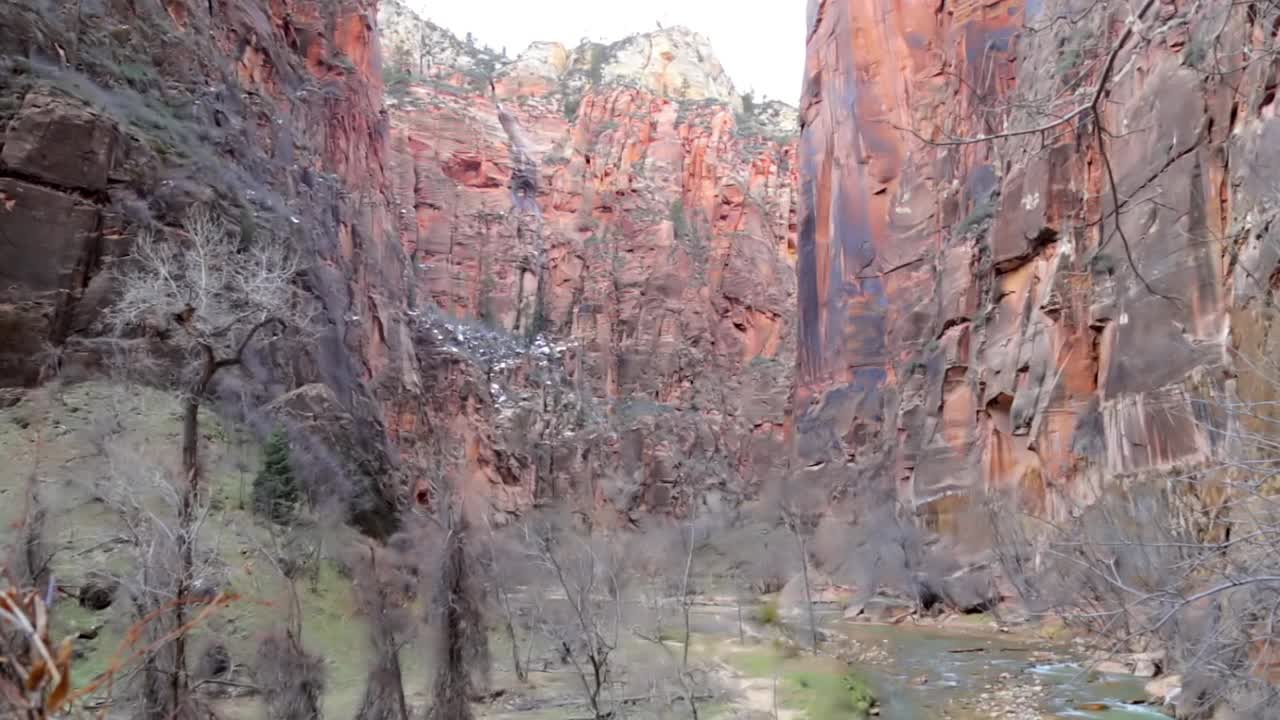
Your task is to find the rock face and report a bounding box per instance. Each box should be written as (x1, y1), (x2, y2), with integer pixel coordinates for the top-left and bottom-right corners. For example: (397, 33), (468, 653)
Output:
(380, 0), (800, 518)
(796, 0), (1280, 526)
(0, 0), (415, 529)
(0, 0), (798, 523)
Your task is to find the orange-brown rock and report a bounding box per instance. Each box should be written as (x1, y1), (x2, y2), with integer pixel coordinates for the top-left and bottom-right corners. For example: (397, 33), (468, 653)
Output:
(381, 9), (801, 517)
(0, 0), (799, 525)
(0, 0), (414, 532)
(797, 0), (1280, 524)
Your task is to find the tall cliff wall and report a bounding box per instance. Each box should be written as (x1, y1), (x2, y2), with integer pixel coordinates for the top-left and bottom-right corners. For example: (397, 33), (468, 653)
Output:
(797, 0), (1280, 525)
(0, 0), (418, 531)
(379, 1), (801, 518)
(0, 0), (800, 525)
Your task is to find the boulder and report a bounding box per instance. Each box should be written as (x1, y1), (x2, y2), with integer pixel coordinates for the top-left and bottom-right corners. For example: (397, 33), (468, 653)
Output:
(1, 92), (119, 192)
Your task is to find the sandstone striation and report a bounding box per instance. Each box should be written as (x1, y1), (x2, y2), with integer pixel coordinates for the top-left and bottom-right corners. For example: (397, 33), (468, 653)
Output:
(796, 0), (1280, 526)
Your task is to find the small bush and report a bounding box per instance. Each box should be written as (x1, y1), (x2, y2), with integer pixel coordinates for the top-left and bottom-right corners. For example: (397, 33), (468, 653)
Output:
(954, 193), (997, 238)
(755, 599), (780, 625)
(562, 93), (582, 120)
(252, 430), (300, 524)
(1089, 251), (1118, 275)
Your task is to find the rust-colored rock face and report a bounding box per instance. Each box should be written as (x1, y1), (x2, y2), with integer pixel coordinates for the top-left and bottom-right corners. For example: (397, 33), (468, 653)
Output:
(0, 0), (414, 530)
(380, 3), (800, 517)
(797, 0), (1278, 524)
(0, 0), (799, 525)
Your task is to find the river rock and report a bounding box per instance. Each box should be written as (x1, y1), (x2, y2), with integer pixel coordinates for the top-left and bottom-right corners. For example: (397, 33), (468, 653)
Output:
(1145, 673), (1181, 702)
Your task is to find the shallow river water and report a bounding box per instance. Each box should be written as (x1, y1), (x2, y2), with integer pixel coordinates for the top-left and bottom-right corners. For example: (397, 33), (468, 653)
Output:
(834, 622), (1166, 719)
(688, 603), (1170, 719)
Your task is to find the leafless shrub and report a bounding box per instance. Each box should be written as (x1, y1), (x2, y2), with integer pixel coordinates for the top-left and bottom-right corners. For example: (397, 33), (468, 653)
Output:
(255, 631), (324, 720)
(350, 541), (414, 720)
(983, 353), (1280, 715)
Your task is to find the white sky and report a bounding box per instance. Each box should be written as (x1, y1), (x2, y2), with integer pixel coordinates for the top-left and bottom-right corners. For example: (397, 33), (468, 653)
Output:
(407, 0), (807, 104)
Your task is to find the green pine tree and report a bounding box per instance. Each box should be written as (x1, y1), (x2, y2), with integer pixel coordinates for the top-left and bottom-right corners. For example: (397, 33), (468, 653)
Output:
(252, 429), (299, 524)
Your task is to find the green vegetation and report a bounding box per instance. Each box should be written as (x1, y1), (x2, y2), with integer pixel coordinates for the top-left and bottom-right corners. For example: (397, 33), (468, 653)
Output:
(725, 645), (879, 720)
(383, 65), (414, 96)
(1056, 26), (1091, 80)
(755, 598), (781, 625)
(586, 46), (606, 85)
(252, 429), (300, 524)
(562, 93), (582, 120)
(954, 193), (998, 239)
(1185, 38), (1209, 68)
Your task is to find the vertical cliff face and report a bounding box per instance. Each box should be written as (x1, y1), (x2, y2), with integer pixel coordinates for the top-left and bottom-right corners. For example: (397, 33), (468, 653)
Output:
(380, 1), (800, 517)
(0, 0), (419, 527)
(797, 0), (1280, 524)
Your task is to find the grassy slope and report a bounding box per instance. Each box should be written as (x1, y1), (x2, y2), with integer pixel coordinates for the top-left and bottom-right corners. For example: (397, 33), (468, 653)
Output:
(0, 382), (432, 716)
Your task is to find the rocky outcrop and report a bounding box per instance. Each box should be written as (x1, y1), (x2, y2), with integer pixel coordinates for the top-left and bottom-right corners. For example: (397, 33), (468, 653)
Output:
(381, 3), (800, 518)
(796, 0), (1280, 525)
(0, 0), (415, 529)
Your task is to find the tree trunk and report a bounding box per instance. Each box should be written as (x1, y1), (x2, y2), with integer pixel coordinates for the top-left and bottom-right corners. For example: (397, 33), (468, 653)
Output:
(797, 533), (818, 654)
(173, 354), (216, 715)
(499, 590), (527, 683)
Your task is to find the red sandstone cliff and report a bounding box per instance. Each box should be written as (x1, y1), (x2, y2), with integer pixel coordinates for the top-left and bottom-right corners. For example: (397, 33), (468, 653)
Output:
(0, 0), (415, 531)
(0, 0), (800, 525)
(379, 3), (801, 518)
(797, 0), (1278, 525)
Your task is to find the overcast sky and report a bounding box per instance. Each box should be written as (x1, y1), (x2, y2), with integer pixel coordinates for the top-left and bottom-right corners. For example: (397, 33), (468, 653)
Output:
(406, 0), (807, 104)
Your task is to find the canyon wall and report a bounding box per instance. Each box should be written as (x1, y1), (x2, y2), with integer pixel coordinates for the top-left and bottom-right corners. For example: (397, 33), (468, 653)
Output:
(0, 0), (799, 525)
(0, 0), (419, 531)
(796, 0), (1280, 526)
(379, 1), (800, 518)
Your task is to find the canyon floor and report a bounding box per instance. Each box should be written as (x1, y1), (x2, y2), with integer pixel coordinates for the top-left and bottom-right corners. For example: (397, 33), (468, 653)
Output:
(1, 383), (1168, 720)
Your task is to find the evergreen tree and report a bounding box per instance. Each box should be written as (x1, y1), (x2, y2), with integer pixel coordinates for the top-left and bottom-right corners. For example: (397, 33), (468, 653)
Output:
(253, 430), (299, 524)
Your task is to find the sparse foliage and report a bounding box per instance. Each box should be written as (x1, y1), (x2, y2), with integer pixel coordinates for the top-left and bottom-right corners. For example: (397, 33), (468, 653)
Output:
(0, 587), (73, 720)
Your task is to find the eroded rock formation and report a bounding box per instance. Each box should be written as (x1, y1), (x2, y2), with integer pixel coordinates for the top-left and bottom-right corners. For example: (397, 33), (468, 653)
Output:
(380, 1), (800, 518)
(0, 0), (800, 524)
(796, 0), (1280, 526)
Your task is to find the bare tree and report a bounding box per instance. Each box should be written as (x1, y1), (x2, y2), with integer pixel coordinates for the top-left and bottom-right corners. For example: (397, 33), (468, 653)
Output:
(631, 515), (707, 720)
(759, 478), (824, 654)
(351, 540), (414, 720)
(479, 517), (531, 684)
(521, 510), (627, 720)
(93, 407), (222, 720)
(104, 207), (308, 712)
(983, 351), (1280, 716)
(424, 493), (489, 720)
